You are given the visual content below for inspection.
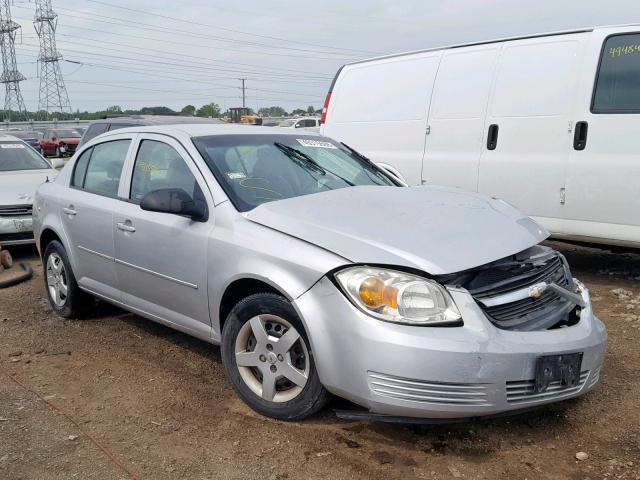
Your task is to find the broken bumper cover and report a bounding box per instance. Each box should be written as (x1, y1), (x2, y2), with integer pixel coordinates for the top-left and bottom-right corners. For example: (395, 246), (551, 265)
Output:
(294, 277), (606, 419)
(0, 215), (34, 245)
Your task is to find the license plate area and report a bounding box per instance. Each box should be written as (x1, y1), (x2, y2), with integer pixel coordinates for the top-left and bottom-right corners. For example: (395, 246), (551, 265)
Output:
(534, 353), (583, 393)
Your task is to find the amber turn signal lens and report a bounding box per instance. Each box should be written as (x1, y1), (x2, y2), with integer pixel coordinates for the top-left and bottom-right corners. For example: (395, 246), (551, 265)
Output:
(358, 276), (399, 309)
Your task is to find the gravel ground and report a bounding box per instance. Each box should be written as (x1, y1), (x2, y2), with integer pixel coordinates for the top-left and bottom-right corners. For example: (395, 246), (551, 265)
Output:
(1, 241), (639, 480)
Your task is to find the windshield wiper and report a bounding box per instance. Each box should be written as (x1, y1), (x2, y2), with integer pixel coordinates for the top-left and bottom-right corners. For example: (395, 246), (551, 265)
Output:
(274, 142), (326, 174)
(273, 142), (355, 186)
(340, 142), (395, 186)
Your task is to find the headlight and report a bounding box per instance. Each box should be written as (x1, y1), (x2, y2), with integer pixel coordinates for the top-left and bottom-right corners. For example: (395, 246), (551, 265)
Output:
(334, 267), (462, 326)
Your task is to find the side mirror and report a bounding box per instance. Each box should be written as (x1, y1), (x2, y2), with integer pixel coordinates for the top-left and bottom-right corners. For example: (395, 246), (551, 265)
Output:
(140, 188), (208, 222)
(50, 158), (65, 169)
(376, 163), (408, 187)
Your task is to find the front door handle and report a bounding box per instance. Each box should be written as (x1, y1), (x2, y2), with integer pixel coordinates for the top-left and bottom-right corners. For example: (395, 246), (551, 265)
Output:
(63, 206), (77, 216)
(487, 124), (499, 150)
(573, 121), (588, 150)
(116, 222), (136, 233)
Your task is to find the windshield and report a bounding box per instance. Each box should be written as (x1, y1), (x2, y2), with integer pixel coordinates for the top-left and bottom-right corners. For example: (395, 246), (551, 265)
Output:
(193, 134), (397, 212)
(0, 142), (51, 171)
(52, 129), (81, 138)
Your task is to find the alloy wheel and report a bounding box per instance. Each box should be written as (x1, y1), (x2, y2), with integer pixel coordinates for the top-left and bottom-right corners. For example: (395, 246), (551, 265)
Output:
(234, 314), (310, 402)
(46, 252), (68, 308)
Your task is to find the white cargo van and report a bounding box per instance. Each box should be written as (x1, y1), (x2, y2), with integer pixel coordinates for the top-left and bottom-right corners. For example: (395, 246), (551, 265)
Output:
(321, 25), (640, 248)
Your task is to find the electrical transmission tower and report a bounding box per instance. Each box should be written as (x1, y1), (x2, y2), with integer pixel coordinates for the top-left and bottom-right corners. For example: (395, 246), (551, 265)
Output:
(0, 0), (27, 120)
(34, 0), (71, 114)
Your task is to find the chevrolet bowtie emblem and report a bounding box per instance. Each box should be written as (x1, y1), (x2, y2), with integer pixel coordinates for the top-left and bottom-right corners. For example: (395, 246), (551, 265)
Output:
(528, 283), (548, 299)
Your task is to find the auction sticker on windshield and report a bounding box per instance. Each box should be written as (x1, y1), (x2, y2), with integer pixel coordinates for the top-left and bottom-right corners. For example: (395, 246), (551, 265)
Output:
(296, 139), (337, 149)
(1, 143), (25, 149)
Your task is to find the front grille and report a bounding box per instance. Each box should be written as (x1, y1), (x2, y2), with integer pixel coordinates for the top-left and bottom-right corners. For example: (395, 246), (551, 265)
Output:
(0, 204), (32, 217)
(368, 371), (491, 406)
(506, 371), (589, 404)
(460, 247), (578, 331)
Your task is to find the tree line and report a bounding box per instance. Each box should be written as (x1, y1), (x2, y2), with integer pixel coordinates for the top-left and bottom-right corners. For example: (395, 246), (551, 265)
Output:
(1, 103), (319, 122)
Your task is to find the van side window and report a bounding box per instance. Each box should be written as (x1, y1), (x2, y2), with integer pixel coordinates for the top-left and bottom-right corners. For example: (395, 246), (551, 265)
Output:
(82, 140), (131, 198)
(592, 33), (640, 113)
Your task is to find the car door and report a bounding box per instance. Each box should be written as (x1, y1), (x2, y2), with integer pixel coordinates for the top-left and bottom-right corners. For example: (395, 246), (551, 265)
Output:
(59, 136), (134, 300)
(477, 34), (589, 234)
(564, 29), (640, 245)
(113, 134), (213, 339)
(41, 131), (53, 155)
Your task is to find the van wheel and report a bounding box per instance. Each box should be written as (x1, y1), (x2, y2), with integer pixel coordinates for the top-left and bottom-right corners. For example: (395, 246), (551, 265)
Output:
(43, 240), (88, 318)
(221, 293), (330, 420)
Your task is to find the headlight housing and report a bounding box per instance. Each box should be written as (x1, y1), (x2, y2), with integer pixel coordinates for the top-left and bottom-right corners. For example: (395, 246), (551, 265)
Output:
(334, 267), (462, 326)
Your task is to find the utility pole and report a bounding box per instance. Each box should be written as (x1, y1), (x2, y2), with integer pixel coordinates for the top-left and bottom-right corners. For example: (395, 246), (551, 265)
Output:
(239, 78), (246, 108)
(34, 0), (71, 114)
(0, 0), (27, 121)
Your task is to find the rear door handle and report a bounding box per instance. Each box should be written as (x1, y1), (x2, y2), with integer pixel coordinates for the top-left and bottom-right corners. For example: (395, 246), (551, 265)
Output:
(573, 121), (588, 150)
(116, 222), (136, 233)
(487, 124), (499, 150)
(63, 206), (77, 216)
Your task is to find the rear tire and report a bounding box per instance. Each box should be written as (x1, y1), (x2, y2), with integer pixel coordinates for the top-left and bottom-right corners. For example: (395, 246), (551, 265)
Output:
(221, 293), (330, 420)
(43, 240), (89, 318)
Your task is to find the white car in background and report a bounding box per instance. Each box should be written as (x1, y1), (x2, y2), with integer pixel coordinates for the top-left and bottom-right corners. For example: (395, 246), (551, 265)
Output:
(0, 135), (61, 246)
(278, 117), (321, 132)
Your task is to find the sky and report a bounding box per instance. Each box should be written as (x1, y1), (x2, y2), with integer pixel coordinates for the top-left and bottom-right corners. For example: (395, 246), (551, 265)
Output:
(7, 0), (640, 113)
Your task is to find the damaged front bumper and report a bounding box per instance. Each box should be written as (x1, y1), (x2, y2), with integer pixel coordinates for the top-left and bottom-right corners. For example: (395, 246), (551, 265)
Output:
(294, 277), (606, 419)
(0, 214), (34, 245)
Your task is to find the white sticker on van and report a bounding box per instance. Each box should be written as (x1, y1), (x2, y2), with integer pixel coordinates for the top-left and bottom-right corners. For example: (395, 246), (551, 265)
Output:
(1, 143), (25, 149)
(296, 139), (337, 149)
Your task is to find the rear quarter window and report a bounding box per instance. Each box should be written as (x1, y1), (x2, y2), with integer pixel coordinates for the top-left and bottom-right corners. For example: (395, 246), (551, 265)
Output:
(592, 33), (640, 113)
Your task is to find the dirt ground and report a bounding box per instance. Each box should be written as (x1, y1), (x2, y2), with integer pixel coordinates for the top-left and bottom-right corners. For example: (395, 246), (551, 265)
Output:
(1, 241), (639, 480)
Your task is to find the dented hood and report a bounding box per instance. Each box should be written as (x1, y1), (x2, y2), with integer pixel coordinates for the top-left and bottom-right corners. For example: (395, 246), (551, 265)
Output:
(245, 186), (548, 275)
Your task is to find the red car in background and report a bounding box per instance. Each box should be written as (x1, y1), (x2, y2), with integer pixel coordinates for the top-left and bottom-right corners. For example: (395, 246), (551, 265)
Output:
(38, 128), (82, 157)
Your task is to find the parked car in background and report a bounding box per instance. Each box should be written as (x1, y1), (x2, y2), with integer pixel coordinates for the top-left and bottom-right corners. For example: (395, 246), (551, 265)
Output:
(33, 125), (605, 421)
(0, 135), (60, 246)
(80, 115), (225, 147)
(9, 130), (44, 154)
(321, 24), (640, 249)
(39, 128), (82, 157)
(278, 117), (321, 131)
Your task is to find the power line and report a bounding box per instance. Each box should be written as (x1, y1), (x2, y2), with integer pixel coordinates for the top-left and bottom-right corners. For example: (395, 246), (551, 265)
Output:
(84, 0), (379, 55)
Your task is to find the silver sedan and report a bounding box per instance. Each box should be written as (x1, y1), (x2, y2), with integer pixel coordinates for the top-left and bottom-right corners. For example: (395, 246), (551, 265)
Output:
(33, 125), (606, 420)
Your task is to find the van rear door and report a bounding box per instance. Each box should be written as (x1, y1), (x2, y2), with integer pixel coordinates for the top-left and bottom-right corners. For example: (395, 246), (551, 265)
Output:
(421, 45), (499, 191)
(322, 52), (441, 185)
(564, 28), (640, 245)
(477, 33), (589, 234)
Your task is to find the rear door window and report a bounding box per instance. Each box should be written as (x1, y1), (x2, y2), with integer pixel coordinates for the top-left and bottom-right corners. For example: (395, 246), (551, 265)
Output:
(592, 33), (640, 113)
(82, 140), (131, 198)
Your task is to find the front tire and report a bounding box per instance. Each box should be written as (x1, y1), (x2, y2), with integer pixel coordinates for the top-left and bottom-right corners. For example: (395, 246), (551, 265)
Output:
(221, 293), (330, 420)
(43, 240), (88, 318)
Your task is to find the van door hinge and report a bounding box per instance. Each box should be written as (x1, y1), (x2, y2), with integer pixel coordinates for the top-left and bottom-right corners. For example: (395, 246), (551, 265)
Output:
(560, 187), (566, 205)
(425, 125), (431, 135)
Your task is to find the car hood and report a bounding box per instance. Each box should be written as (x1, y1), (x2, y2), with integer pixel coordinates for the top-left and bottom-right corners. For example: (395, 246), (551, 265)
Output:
(0, 169), (55, 206)
(59, 138), (80, 144)
(244, 186), (549, 275)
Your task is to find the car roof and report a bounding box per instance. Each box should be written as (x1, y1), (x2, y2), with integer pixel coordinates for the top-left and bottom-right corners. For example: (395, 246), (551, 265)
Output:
(88, 115), (225, 126)
(99, 124), (323, 138)
(0, 134), (24, 142)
